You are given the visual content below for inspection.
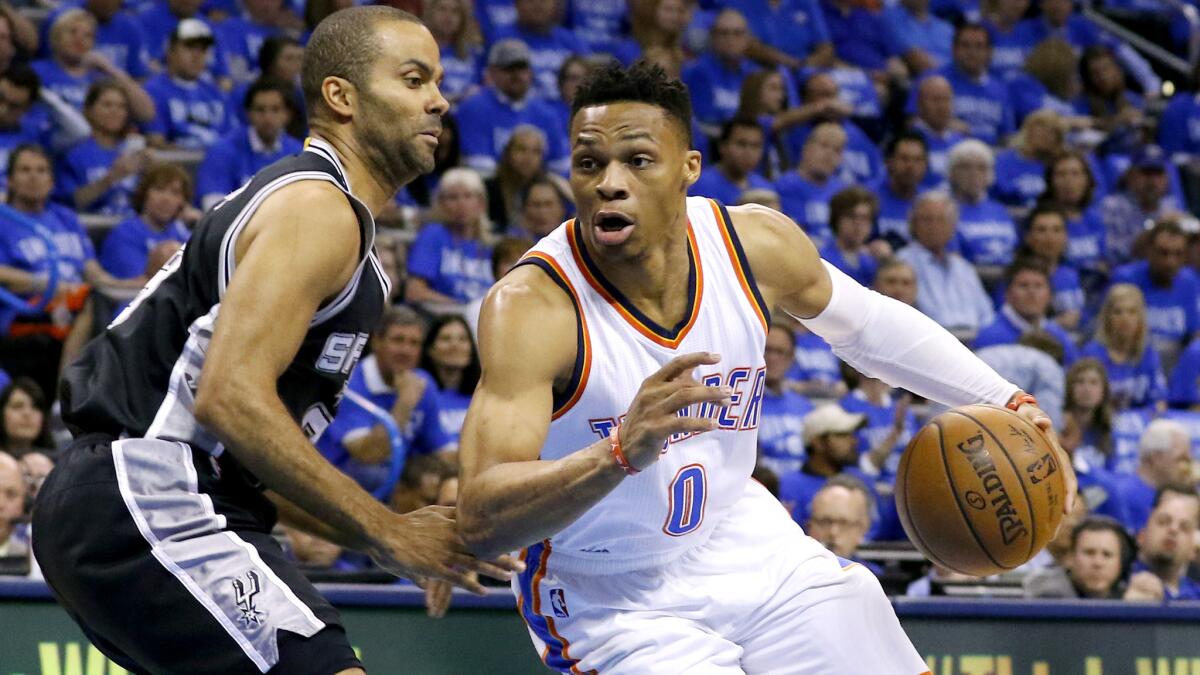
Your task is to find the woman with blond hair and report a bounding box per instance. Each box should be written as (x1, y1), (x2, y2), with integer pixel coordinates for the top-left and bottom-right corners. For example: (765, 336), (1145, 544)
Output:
(405, 168), (495, 306)
(424, 0), (483, 104)
(1080, 284), (1166, 411)
(993, 109), (1065, 210)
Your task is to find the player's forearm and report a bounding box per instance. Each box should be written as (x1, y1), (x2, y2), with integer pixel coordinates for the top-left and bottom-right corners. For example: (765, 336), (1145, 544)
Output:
(458, 439), (624, 558)
(196, 382), (393, 555)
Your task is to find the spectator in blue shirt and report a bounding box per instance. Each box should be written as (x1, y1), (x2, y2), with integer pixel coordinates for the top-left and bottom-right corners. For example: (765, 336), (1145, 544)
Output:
(981, 0), (1039, 80)
(1100, 146), (1189, 269)
(455, 38), (566, 176)
(1075, 45), (1144, 136)
(474, 0), (519, 43)
(727, 0), (834, 69)
(1023, 0), (1158, 98)
(873, 131), (929, 251)
(774, 121), (848, 248)
(1061, 357), (1116, 472)
(1111, 221), (1200, 362)
(32, 9), (154, 122)
(227, 35), (305, 136)
(424, 0), (484, 105)
(99, 162), (195, 280)
(1133, 487), (1200, 601)
(143, 19), (233, 150)
(821, 186), (879, 288)
(546, 55), (592, 154)
(681, 8), (759, 132)
(213, 0), (290, 85)
(787, 323), (846, 397)
(973, 257), (1079, 363)
(783, 72), (883, 185)
(0, 67), (50, 198)
(406, 168), (495, 306)
(946, 139), (1018, 281)
(41, 0), (152, 79)
(841, 371), (915, 482)
(138, 0), (229, 84)
(1039, 150), (1106, 279)
(1168, 338), (1200, 409)
(317, 306), (456, 498)
(910, 75), (966, 187)
(418, 315), (481, 444)
(1101, 421), (1194, 533)
(733, 68), (811, 179)
(567, 0), (627, 53)
(818, 0), (902, 74)
(1081, 283), (1167, 411)
(494, 0), (586, 101)
(992, 109), (1063, 209)
(884, 0), (954, 74)
(930, 23), (1015, 144)
(1019, 205), (1085, 331)
(780, 405), (881, 535)
(56, 81), (148, 216)
(1159, 87), (1200, 160)
(758, 321), (816, 477)
(689, 116), (771, 206)
(197, 77), (301, 209)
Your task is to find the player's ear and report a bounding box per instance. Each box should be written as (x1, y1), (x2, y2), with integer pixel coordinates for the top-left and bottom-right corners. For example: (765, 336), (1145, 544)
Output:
(683, 149), (702, 188)
(321, 76), (357, 120)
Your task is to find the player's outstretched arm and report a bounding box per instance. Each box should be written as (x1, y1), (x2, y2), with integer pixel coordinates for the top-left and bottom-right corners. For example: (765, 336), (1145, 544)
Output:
(729, 203), (1076, 512)
(195, 181), (520, 592)
(457, 266), (730, 559)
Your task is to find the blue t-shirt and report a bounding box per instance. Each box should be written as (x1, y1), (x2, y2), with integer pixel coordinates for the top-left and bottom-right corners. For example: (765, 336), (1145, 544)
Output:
(1110, 407), (1156, 475)
(953, 198), (1018, 267)
(757, 387), (815, 477)
(784, 120), (882, 186)
(567, 0), (627, 52)
(1064, 208), (1107, 274)
(689, 167), (771, 207)
(1051, 264), (1086, 318)
(30, 59), (98, 112)
(438, 44), (483, 103)
(1158, 93), (1200, 158)
(682, 53), (759, 127)
(818, 0), (900, 71)
(983, 18), (1041, 81)
(991, 148), (1046, 209)
(143, 74), (234, 149)
(820, 241), (878, 288)
(214, 16), (279, 84)
(728, 0), (829, 62)
(1080, 340), (1167, 412)
(196, 129), (303, 205)
(1168, 339), (1200, 407)
(55, 138), (141, 216)
(493, 25), (586, 101)
(1111, 261), (1200, 355)
(40, 2), (150, 78)
(1007, 72), (1078, 127)
(882, 5), (953, 69)
(787, 330), (842, 385)
(406, 222), (494, 303)
(0, 203), (95, 331)
(972, 309), (1079, 365)
(773, 172), (849, 249)
(1104, 473), (1157, 534)
(873, 180), (916, 246)
(920, 65), (1015, 144)
(1130, 560), (1200, 600)
(820, 66), (884, 120)
(910, 121), (964, 187)
(474, 0), (519, 43)
(98, 214), (191, 280)
(137, 4), (228, 80)
(454, 87), (568, 176)
(840, 390), (916, 479)
(435, 386), (473, 444)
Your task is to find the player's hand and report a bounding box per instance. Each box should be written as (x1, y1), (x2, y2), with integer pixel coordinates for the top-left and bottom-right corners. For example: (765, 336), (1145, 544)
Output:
(620, 352), (732, 470)
(424, 578), (457, 618)
(1011, 399), (1077, 517)
(370, 505), (525, 595)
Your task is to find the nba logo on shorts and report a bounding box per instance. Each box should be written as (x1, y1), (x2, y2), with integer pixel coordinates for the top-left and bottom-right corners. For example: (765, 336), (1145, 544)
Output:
(550, 588), (569, 618)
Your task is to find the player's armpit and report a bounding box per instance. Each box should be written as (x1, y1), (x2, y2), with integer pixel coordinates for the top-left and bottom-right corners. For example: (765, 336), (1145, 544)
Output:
(723, 203), (834, 320)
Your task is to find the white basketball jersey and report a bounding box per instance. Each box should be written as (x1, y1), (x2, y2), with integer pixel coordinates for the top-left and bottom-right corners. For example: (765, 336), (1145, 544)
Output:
(521, 196), (771, 575)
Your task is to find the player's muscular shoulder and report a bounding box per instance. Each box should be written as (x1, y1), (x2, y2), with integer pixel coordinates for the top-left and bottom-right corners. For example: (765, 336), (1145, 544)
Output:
(478, 264), (578, 389)
(233, 180), (359, 271)
(724, 203), (831, 317)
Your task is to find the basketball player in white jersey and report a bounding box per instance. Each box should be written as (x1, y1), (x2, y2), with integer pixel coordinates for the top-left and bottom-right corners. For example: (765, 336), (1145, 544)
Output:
(457, 62), (1076, 673)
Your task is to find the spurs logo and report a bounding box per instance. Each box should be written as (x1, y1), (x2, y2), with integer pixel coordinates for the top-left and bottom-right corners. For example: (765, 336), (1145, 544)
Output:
(232, 570), (265, 628)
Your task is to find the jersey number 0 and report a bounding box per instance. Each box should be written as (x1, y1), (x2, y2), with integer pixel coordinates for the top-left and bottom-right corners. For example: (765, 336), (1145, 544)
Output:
(663, 464), (707, 536)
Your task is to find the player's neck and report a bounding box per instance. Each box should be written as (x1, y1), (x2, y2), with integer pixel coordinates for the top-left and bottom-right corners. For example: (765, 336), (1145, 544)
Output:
(309, 130), (399, 215)
(584, 221), (692, 327)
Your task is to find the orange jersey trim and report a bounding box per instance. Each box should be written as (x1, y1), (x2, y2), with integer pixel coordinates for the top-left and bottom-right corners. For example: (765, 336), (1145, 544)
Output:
(520, 252), (592, 421)
(709, 199), (769, 332)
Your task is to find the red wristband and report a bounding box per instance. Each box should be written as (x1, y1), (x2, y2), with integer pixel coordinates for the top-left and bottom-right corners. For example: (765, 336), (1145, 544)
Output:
(1006, 393), (1039, 412)
(610, 426), (639, 476)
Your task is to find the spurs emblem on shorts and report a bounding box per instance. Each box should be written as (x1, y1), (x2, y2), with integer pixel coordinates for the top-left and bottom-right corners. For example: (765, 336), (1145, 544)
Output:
(232, 570), (265, 628)
(550, 588), (569, 618)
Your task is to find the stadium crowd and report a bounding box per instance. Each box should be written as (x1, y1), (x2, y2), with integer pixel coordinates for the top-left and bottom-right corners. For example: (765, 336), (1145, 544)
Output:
(0, 0), (1198, 603)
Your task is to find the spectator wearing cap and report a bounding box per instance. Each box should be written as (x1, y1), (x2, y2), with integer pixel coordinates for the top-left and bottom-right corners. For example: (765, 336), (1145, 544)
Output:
(1132, 487), (1200, 601)
(138, 0), (229, 83)
(884, 0), (955, 74)
(681, 9), (760, 133)
(493, 0), (587, 102)
(99, 163), (194, 281)
(455, 38), (566, 177)
(424, 0), (485, 105)
(1168, 338), (1200, 409)
(821, 186), (879, 288)
(758, 321), (816, 477)
(946, 139), (1018, 280)
(39, 0), (152, 80)
(782, 72), (883, 186)
(689, 116), (771, 206)
(196, 77), (301, 209)
(143, 19), (234, 150)
(213, 0), (291, 85)
(31, 9), (154, 121)
(778, 404), (882, 536)
(909, 75), (965, 187)
(774, 122), (848, 250)
(920, 23), (1014, 145)
(974, 257), (1079, 363)
(896, 191), (995, 338)
(1096, 420), (1194, 533)
(1101, 145), (1189, 269)
(873, 132), (929, 252)
(1111, 220), (1200, 365)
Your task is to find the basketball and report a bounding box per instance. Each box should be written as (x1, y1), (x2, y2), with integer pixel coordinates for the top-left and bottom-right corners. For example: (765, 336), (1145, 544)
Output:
(895, 404), (1066, 577)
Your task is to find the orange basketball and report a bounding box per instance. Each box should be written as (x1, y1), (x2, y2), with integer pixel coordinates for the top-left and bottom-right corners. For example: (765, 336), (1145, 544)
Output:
(895, 404), (1066, 576)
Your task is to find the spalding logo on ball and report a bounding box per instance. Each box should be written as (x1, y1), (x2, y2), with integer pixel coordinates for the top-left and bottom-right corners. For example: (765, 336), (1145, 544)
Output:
(895, 404), (1066, 576)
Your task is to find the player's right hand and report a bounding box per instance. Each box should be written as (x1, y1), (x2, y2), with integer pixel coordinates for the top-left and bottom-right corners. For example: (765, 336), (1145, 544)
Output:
(370, 505), (525, 595)
(619, 352), (733, 471)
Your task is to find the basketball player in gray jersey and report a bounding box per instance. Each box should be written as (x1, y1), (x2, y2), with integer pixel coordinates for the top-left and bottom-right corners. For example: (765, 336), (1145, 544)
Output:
(33, 8), (520, 674)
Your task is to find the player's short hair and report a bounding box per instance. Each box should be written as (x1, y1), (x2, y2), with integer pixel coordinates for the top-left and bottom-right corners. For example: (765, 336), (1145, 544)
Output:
(884, 130), (927, 159)
(571, 60), (693, 147)
(301, 6), (422, 117)
(132, 163), (193, 213)
(375, 304), (426, 337)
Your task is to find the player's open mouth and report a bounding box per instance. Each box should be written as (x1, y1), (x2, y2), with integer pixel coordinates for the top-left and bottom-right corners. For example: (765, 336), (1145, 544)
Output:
(592, 211), (635, 245)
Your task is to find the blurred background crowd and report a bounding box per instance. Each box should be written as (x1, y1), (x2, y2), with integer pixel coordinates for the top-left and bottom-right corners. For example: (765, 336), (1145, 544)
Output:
(0, 0), (1198, 604)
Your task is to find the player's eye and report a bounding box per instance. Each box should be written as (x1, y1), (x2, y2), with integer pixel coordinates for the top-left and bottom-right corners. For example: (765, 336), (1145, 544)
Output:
(405, 76), (423, 87)
(575, 156), (597, 171)
(630, 155), (653, 168)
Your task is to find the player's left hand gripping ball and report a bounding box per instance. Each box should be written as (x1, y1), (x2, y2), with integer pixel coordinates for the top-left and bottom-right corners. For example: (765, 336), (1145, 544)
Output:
(1006, 392), (1077, 516)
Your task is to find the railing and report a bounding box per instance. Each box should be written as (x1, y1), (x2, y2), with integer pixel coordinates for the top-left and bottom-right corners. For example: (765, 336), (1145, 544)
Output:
(1081, 0), (1200, 80)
